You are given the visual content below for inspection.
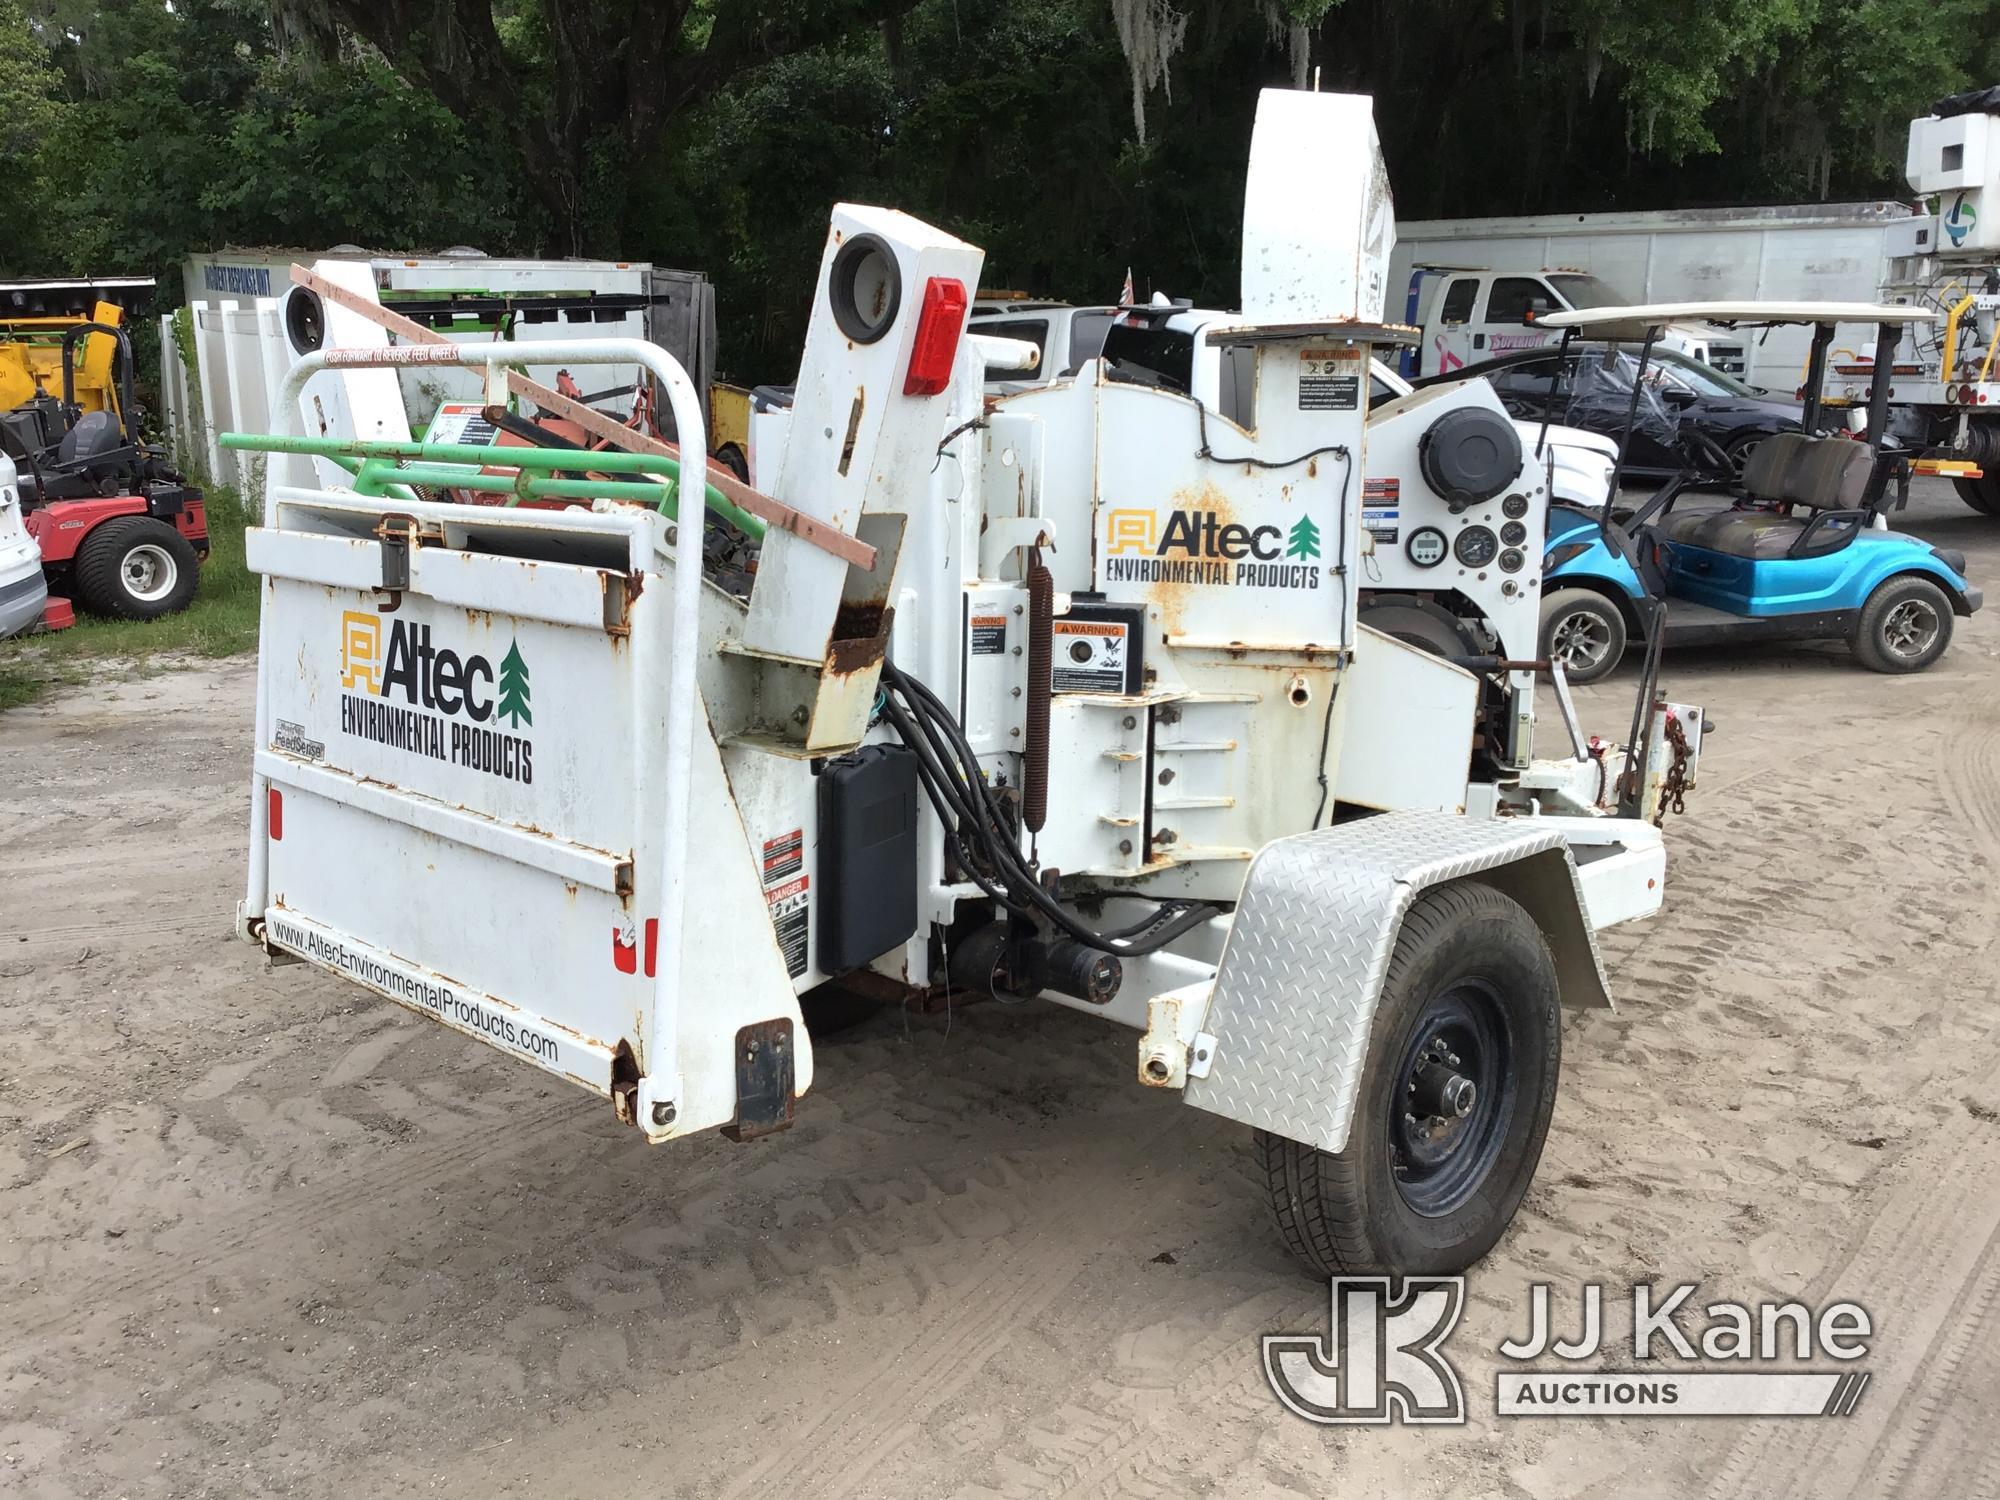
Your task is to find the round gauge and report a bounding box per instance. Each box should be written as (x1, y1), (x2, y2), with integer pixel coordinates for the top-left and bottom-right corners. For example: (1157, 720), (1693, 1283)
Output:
(1406, 526), (1449, 568)
(1499, 547), (1526, 574)
(1501, 494), (1530, 519)
(1501, 520), (1527, 546)
(1454, 526), (1499, 567)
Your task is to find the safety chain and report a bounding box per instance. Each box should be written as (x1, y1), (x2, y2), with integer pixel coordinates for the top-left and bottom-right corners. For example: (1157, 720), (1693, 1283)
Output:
(1653, 712), (1692, 827)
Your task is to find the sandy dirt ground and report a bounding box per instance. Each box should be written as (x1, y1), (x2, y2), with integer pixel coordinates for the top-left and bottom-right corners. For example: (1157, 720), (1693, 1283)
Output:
(4, 481), (2000, 1499)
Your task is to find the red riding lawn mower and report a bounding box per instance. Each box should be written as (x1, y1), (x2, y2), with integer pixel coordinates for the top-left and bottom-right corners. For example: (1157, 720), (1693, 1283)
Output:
(7, 321), (208, 625)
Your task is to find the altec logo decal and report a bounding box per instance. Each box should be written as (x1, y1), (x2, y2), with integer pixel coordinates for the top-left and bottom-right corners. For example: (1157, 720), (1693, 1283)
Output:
(1103, 508), (1322, 589)
(1945, 192), (1977, 249)
(336, 611), (534, 783)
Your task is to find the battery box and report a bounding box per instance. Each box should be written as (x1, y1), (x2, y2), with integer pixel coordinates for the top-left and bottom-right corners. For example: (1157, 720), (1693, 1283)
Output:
(1052, 600), (1146, 694)
(815, 744), (919, 975)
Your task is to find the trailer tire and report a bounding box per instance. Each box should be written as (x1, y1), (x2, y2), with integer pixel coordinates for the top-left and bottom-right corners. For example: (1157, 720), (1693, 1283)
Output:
(1853, 574), (1953, 674)
(1953, 474), (2000, 516)
(1538, 588), (1626, 684)
(1255, 881), (1560, 1277)
(73, 517), (199, 621)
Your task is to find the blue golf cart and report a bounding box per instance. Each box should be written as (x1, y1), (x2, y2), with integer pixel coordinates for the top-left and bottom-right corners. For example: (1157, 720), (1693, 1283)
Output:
(1530, 302), (1981, 683)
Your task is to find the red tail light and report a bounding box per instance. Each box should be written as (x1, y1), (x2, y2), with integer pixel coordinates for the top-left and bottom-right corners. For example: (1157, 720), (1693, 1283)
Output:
(267, 787), (283, 841)
(904, 277), (968, 396)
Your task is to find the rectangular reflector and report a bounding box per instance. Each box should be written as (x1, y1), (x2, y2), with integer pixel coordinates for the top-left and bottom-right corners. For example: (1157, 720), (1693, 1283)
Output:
(904, 278), (968, 396)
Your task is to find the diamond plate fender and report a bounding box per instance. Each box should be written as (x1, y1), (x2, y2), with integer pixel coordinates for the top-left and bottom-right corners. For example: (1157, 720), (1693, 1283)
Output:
(1182, 809), (1613, 1153)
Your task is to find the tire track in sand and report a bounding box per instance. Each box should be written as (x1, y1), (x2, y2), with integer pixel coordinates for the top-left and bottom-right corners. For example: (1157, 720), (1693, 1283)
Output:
(1935, 690), (2000, 854)
(714, 1117), (1196, 1500)
(1700, 1114), (2000, 1500)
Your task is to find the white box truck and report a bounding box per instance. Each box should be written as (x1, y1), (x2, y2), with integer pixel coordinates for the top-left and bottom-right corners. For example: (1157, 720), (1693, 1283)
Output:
(1389, 201), (1922, 389)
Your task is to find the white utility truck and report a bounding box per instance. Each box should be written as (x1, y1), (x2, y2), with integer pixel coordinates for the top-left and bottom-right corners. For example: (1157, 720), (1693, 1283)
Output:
(1389, 202), (1923, 387)
(232, 88), (1698, 1275)
(1859, 86), (2000, 515)
(1397, 267), (1720, 379)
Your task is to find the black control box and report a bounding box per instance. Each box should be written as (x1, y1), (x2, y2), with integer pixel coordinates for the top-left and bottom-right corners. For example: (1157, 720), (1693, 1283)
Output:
(815, 744), (919, 975)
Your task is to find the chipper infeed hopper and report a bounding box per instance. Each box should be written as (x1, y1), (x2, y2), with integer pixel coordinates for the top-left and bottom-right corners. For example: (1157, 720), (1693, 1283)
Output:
(232, 89), (1696, 1275)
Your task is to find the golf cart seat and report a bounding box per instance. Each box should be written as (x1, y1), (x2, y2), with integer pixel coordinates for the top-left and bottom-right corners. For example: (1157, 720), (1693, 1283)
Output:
(1738, 431), (1811, 499)
(1661, 436), (1870, 559)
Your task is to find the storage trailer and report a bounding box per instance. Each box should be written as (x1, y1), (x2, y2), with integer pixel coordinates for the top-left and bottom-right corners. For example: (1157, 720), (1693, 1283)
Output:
(229, 89), (1700, 1275)
(1391, 202), (1922, 388)
(166, 248), (715, 489)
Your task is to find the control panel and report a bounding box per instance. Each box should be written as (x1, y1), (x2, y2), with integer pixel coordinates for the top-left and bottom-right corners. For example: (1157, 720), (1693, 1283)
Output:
(1357, 381), (1545, 660)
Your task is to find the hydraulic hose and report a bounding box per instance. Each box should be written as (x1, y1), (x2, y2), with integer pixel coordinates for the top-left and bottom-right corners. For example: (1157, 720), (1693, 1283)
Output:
(879, 660), (1213, 957)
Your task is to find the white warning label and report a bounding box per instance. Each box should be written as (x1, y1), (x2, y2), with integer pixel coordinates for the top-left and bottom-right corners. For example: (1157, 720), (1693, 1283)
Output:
(766, 875), (809, 977)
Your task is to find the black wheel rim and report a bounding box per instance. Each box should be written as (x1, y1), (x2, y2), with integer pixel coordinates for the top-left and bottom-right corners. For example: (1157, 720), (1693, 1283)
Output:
(1880, 597), (1940, 660)
(1388, 980), (1516, 1217)
(1548, 607), (1612, 674)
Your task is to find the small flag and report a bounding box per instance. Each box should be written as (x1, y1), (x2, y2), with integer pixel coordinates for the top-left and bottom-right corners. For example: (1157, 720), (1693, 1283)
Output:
(1118, 267), (1141, 325)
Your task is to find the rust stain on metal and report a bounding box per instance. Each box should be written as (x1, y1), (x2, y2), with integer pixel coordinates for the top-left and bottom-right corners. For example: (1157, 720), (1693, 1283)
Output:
(836, 969), (925, 1008)
(831, 599), (888, 639)
(1141, 482), (1239, 638)
(610, 1040), (640, 1126)
(826, 636), (883, 676)
(836, 389), (865, 478)
(597, 569), (641, 638)
(721, 1019), (797, 1142)
(826, 602), (893, 679)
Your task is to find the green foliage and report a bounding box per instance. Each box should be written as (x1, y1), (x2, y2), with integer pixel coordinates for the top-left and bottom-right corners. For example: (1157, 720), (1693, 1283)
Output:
(0, 0), (1991, 702)
(7, 0), (541, 290)
(0, 0), (58, 162)
(0, 0), (1996, 386)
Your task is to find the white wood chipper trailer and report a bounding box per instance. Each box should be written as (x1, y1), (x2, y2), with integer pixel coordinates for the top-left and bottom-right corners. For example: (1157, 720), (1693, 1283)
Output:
(231, 89), (1701, 1274)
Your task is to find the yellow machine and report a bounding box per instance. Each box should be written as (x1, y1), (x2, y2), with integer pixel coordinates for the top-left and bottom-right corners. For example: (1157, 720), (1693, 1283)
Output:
(708, 380), (752, 479)
(0, 278), (155, 419)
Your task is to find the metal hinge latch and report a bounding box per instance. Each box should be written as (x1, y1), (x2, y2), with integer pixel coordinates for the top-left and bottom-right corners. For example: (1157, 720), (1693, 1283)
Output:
(373, 513), (444, 602)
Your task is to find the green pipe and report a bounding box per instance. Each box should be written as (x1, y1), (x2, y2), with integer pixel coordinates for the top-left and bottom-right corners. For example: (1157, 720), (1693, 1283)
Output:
(379, 462), (675, 505)
(341, 459), (765, 537)
(228, 430), (689, 475)
(221, 430), (763, 537)
(277, 446), (422, 504)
